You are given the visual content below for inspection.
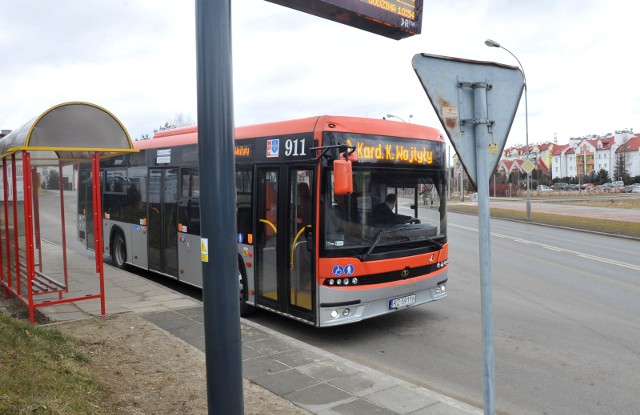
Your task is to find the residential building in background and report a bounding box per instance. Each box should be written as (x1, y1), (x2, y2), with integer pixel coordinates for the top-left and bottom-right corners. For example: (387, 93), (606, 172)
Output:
(498, 130), (639, 182)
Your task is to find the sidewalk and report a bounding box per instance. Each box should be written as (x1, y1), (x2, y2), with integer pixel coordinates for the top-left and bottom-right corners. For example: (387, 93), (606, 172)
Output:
(15, 244), (482, 415)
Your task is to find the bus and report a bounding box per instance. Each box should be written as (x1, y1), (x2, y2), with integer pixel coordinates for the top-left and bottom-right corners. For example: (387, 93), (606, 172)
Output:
(78, 116), (449, 327)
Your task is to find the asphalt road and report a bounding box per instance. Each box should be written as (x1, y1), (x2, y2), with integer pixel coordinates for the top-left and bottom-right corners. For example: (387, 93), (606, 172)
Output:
(38, 190), (640, 414)
(247, 211), (640, 415)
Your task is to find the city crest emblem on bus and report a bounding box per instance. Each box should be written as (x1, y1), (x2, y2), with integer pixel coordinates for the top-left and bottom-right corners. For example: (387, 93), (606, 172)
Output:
(266, 139), (280, 158)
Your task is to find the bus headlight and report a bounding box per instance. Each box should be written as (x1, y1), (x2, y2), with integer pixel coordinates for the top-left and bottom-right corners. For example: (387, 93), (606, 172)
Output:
(343, 308), (351, 317)
(330, 310), (339, 319)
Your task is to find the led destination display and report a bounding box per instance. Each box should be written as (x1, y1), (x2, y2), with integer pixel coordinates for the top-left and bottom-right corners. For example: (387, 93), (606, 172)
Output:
(265, 0), (423, 40)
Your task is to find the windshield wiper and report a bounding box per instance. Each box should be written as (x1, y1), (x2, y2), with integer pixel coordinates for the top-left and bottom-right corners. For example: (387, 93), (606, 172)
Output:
(425, 237), (443, 250)
(360, 225), (420, 261)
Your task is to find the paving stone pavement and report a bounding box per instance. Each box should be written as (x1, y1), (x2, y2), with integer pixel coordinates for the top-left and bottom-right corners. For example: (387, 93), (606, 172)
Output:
(6, 243), (482, 414)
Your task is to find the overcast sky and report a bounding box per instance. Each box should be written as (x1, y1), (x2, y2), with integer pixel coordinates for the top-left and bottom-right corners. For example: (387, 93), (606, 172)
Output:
(1, 0), (638, 148)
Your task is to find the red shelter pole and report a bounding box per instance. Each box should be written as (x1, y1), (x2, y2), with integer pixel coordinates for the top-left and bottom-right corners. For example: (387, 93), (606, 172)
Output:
(92, 153), (106, 316)
(2, 158), (10, 299)
(22, 152), (36, 324)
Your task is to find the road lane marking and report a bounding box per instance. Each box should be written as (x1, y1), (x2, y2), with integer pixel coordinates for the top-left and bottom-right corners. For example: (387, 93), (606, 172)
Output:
(450, 222), (640, 272)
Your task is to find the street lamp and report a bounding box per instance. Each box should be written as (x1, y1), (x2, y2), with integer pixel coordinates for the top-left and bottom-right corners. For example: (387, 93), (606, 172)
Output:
(386, 114), (412, 123)
(485, 39), (531, 221)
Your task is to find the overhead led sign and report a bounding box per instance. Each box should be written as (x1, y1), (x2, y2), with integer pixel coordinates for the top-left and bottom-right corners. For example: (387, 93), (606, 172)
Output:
(265, 0), (423, 40)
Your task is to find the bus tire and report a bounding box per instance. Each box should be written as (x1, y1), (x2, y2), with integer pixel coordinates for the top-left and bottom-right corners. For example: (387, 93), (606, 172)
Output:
(239, 260), (254, 317)
(111, 231), (127, 269)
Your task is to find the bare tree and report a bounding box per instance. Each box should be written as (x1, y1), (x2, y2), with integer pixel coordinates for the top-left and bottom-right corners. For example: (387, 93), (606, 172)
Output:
(154, 113), (195, 133)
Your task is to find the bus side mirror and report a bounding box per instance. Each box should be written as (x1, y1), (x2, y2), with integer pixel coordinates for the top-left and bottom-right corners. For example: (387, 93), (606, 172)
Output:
(333, 159), (353, 195)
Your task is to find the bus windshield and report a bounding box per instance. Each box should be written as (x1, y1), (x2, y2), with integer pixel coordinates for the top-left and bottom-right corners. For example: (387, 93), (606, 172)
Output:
(322, 167), (447, 258)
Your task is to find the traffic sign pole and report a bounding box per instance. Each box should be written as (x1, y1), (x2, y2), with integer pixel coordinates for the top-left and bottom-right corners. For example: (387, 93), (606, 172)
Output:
(472, 81), (495, 415)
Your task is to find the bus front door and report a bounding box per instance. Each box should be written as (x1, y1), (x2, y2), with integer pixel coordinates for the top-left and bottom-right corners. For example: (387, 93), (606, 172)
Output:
(148, 168), (179, 278)
(255, 167), (315, 324)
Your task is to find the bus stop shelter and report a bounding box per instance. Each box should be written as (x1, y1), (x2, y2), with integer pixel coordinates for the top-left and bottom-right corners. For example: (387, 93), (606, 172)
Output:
(0, 102), (136, 323)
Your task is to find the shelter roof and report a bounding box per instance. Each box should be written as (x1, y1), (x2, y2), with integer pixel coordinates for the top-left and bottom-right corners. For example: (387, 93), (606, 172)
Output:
(0, 102), (135, 165)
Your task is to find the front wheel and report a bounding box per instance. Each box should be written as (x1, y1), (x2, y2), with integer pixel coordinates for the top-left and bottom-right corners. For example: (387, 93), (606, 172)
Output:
(111, 231), (127, 269)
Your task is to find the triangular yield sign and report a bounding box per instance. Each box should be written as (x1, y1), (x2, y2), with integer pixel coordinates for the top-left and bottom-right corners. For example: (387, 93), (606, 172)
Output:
(412, 54), (524, 189)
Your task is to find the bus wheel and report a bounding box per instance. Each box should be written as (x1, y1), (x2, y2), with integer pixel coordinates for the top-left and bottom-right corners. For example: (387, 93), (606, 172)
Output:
(111, 232), (127, 269)
(239, 264), (253, 317)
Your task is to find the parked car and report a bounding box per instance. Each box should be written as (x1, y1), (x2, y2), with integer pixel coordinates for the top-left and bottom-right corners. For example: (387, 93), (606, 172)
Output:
(537, 185), (552, 192)
(568, 184), (580, 190)
(600, 182), (624, 193)
(626, 183), (640, 193)
(581, 183), (595, 190)
(552, 182), (569, 191)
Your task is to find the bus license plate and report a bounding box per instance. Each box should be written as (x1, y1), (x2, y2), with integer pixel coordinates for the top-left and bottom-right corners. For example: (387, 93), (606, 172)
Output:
(389, 294), (416, 309)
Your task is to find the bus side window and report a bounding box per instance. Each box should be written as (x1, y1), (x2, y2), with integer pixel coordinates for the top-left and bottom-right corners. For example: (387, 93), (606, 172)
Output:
(178, 168), (200, 235)
(297, 182), (311, 226)
(264, 182), (277, 237)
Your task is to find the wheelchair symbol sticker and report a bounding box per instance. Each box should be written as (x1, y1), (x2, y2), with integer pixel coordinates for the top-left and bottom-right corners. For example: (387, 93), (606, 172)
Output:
(332, 265), (344, 276)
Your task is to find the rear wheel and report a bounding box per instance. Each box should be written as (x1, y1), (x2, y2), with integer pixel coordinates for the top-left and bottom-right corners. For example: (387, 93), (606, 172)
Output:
(111, 231), (127, 269)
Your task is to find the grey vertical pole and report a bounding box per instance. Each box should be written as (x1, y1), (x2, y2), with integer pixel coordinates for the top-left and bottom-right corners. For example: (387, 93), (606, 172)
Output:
(459, 166), (464, 202)
(195, 1), (244, 414)
(472, 81), (495, 415)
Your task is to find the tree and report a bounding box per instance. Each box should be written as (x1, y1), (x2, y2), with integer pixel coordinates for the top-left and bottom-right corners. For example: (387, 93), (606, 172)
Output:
(615, 144), (631, 184)
(153, 113), (195, 133)
(595, 168), (609, 184)
(137, 113), (195, 140)
(47, 170), (60, 190)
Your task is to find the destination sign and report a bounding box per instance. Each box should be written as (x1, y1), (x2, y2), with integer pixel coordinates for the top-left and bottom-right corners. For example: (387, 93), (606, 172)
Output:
(331, 133), (443, 167)
(265, 0), (423, 40)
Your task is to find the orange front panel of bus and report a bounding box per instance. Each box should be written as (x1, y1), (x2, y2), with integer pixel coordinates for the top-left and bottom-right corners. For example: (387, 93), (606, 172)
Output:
(317, 244), (447, 284)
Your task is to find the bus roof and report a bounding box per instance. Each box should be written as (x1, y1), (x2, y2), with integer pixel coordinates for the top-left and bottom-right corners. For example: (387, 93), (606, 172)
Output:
(137, 116), (443, 150)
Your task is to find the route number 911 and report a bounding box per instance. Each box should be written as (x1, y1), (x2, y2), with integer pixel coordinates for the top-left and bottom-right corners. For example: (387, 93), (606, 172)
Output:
(285, 138), (307, 157)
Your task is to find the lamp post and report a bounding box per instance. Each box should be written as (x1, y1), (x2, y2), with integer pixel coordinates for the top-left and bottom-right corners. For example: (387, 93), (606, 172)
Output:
(386, 113), (413, 123)
(485, 39), (531, 221)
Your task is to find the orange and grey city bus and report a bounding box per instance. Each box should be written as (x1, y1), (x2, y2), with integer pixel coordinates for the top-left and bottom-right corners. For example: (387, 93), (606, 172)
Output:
(78, 116), (448, 326)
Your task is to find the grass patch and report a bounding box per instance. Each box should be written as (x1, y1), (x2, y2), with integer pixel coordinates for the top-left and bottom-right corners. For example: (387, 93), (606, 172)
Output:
(449, 204), (640, 239)
(552, 197), (640, 210)
(0, 313), (114, 414)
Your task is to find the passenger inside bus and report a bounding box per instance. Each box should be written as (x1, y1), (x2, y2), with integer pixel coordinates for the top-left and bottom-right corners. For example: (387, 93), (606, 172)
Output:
(297, 182), (312, 227)
(372, 193), (414, 226)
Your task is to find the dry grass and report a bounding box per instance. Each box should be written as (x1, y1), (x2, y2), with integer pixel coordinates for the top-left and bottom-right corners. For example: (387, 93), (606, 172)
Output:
(0, 312), (115, 414)
(551, 197), (640, 210)
(448, 203), (640, 239)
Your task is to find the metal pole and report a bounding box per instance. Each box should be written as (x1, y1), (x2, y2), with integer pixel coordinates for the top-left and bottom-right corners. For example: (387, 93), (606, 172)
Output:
(448, 145), (451, 199)
(524, 82), (531, 220)
(195, 1), (244, 414)
(485, 40), (530, 220)
(472, 81), (495, 415)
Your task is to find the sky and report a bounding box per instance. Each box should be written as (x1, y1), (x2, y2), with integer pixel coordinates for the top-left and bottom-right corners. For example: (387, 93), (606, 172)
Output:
(1, 0), (638, 149)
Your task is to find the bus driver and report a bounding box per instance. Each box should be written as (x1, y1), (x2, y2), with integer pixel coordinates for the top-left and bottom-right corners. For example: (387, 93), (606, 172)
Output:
(372, 193), (418, 226)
